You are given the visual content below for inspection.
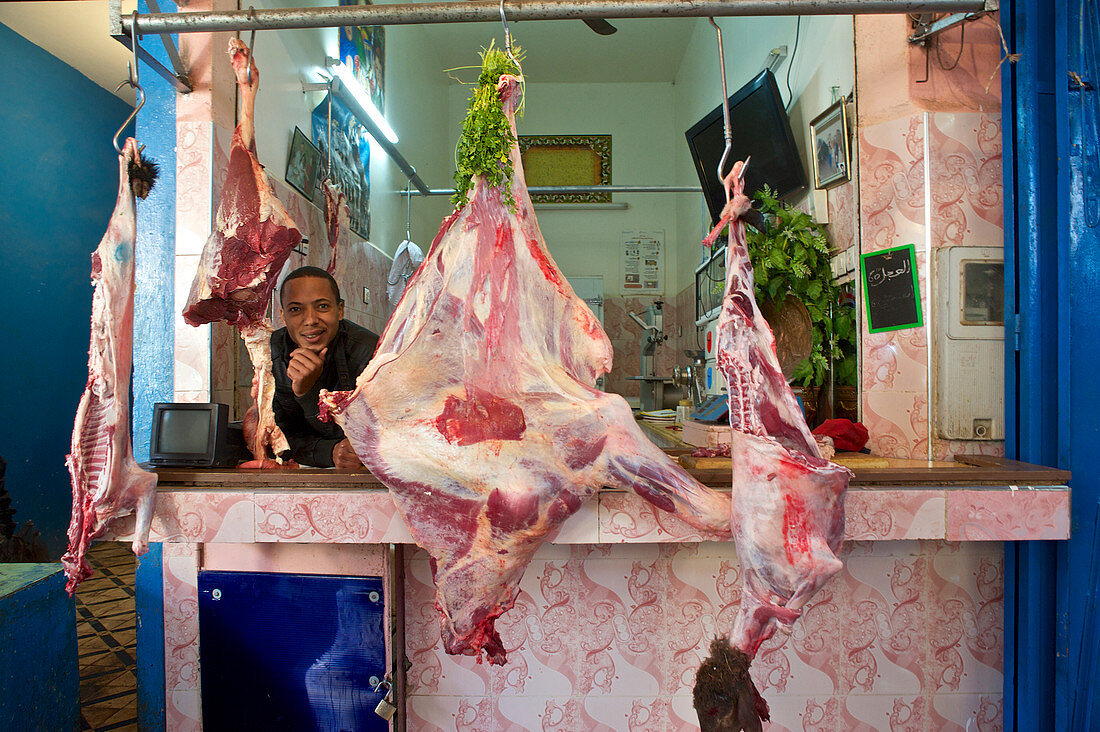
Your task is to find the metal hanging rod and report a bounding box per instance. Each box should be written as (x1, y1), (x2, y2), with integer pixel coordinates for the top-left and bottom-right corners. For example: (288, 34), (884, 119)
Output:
(907, 8), (995, 44)
(114, 0), (995, 36)
(402, 185), (703, 197)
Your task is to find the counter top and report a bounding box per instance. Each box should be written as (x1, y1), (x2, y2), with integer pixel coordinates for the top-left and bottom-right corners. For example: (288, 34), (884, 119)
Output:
(107, 452), (1070, 546)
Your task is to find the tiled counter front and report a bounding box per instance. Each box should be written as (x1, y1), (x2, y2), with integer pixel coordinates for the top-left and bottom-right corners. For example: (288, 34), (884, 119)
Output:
(107, 485), (1068, 731)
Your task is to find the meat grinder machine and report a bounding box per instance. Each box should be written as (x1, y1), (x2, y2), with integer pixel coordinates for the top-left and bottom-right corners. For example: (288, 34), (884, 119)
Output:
(626, 301), (672, 412)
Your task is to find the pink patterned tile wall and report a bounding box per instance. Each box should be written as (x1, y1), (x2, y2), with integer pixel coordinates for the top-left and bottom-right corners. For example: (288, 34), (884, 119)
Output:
(827, 177), (858, 255)
(857, 115), (931, 459)
(404, 539), (1004, 731)
(603, 295), (687, 399)
(163, 542), (202, 732)
(927, 113), (1004, 249)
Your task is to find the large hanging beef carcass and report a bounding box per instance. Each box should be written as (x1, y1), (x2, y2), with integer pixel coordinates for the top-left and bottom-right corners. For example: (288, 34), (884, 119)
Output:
(693, 162), (850, 732)
(62, 137), (160, 593)
(182, 39), (302, 467)
(321, 48), (732, 664)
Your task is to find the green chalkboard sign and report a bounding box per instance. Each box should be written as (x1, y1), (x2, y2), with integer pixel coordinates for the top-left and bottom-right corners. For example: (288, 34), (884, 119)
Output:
(861, 244), (923, 333)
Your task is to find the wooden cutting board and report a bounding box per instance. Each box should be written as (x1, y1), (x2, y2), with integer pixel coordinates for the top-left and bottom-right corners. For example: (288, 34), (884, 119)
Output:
(679, 452), (892, 470)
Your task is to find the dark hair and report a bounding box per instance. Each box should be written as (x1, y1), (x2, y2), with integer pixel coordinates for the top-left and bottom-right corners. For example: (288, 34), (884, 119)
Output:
(280, 266), (342, 304)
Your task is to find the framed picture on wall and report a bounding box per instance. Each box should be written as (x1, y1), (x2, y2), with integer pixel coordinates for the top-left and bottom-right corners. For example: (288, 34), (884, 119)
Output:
(285, 126), (322, 200)
(809, 100), (850, 190)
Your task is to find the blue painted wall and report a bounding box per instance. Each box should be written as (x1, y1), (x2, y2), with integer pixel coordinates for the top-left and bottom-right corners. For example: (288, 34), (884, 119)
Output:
(0, 24), (133, 557)
(0, 565), (79, 729)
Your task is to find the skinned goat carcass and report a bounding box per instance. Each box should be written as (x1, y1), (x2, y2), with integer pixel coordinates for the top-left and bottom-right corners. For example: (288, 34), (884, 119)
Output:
(62, 137), (159, 593)
(182, 39), (300, 467)
(693, 163), (850, 732)
(321, 60), (731, 665)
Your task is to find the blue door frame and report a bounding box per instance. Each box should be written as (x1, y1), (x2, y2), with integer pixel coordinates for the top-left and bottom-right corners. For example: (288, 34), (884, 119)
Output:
(1003, 0), (1100, 729)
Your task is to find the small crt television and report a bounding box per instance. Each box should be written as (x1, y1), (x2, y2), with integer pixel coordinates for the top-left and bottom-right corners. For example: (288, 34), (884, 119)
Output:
(149, 403), (249, 467)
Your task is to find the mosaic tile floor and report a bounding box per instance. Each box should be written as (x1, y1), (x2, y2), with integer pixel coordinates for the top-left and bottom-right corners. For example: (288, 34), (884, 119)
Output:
(74, 542), (138, 731)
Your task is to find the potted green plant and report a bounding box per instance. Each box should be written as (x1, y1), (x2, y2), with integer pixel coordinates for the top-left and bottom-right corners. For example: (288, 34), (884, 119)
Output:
(742, 186), (858, 413)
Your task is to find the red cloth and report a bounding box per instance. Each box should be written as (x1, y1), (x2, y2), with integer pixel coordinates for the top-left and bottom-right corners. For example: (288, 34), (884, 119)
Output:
(812, 419), (869, 453)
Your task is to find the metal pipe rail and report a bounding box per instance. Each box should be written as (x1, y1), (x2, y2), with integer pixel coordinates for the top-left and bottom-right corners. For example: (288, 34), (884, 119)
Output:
(403, 185), (703, 196)
(115, 0), (996, 36)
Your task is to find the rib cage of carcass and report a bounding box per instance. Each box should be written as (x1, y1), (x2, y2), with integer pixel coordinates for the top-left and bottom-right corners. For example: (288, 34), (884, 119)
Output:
(321, 51), (732, 665)
(62, 138), (159, 594)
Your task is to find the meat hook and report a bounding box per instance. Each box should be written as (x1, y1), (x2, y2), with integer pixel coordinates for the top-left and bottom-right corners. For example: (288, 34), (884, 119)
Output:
(708, 18), (733, 196)
(113, 11), (145, 154)
(246, 6), (257, 85)
(499, 0), (520, 71)
(405, 181), (413, 241)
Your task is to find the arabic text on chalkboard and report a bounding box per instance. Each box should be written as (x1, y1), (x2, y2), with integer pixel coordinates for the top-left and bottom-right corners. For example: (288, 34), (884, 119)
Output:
(861, 244), (923, 333)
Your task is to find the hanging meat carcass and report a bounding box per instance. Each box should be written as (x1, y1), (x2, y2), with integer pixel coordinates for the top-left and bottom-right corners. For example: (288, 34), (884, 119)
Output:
(182, 39), (301, 467)
(322, 179), (347, 282)
(692, 162), (850, 732)
(62, 138), (160, 593)
(321, 48), (732, 664)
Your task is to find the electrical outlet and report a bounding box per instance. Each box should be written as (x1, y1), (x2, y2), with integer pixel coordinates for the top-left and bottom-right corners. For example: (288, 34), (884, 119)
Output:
(362, 287), (370, 306)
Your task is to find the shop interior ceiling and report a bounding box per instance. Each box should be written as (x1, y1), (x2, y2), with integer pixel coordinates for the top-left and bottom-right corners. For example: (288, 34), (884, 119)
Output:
(0, 0), (697, 107)
(2, 1), (991, 109)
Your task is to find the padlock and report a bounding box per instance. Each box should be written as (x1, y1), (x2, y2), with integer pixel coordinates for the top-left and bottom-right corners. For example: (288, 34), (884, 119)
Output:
(374, 697), (397, 720)
(373, 676), (396, 721)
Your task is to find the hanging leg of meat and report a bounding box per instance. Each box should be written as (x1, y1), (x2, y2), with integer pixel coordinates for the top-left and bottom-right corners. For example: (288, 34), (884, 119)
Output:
(182, 38), (301, 330)
(62, 138), (159, 594)
(320, 63), (731, 665)
(693, 163), (849, 732)
(322, 179), (347, 282)
(238, 322), (294, 468)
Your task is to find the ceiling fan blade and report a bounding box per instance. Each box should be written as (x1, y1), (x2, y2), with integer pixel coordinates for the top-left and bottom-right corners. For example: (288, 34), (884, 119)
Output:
(583, 18), (618, 36)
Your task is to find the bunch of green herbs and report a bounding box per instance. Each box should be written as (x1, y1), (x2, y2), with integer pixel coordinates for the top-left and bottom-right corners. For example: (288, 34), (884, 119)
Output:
(745, 185), (858, 387)
(452, 42), (524, 209)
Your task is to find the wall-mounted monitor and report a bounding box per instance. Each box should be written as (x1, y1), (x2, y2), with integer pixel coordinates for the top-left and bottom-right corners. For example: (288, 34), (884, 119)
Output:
(685, 69), (807, 224)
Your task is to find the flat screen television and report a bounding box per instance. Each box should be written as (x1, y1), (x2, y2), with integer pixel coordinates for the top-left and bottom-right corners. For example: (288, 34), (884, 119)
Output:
(685, 69), (806, 224)
(149, 402), (249, 467)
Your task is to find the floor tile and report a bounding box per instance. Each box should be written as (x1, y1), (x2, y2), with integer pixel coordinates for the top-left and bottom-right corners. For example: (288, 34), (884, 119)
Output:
(76, 542), (138, 730)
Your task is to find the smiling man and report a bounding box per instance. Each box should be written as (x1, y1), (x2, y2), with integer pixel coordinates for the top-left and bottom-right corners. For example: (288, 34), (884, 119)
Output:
(271, 266), (379, 467)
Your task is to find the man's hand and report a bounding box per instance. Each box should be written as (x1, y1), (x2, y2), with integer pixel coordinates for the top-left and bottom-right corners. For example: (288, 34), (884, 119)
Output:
(332, 438), (362, 469)
(287, 347), (327, 397)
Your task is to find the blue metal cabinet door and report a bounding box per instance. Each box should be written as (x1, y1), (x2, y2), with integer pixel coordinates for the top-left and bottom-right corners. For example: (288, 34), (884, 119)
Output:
(198, 571), (388, 732)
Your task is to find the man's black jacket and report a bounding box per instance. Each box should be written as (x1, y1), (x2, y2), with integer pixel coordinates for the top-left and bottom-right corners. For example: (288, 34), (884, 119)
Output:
(271, 319), (378, 467)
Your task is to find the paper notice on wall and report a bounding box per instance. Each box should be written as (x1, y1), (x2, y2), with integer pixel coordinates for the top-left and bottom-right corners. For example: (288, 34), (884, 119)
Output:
(621, 230), (664, 295)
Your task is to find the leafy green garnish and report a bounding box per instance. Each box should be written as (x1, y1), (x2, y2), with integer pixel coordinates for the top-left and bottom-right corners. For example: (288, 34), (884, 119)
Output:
(452, 42), (524, 209)
(745, 185), (858, 388)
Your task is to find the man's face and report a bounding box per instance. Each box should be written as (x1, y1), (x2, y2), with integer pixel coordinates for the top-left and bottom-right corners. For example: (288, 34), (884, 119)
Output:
(281, 276), (344, 353)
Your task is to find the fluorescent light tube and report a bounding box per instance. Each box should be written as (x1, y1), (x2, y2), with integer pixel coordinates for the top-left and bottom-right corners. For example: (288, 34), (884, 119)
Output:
(327, 59), (398, 144)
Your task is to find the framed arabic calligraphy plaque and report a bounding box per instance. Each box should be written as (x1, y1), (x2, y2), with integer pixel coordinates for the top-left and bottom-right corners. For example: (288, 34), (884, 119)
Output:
(861, 244), (923, 333)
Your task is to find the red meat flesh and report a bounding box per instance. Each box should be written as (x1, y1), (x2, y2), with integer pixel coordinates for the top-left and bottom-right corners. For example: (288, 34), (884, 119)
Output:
(62, 138), (158, 593)
(322, 179), (347, 281)
(321, 74), (731, 665)
(182, 39), (301, 330)
(182, 39), (299, 465)
(694, 162), (849, 732)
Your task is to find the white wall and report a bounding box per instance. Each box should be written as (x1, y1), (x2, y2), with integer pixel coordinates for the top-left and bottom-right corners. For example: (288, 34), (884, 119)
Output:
(446, 80), (687, 295)
(247, 15), (853, 301)
(249, 15), (453, 261)
(672, 16), (856, 292)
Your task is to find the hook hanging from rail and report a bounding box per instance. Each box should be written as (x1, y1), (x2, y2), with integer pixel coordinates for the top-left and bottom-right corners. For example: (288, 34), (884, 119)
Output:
(405, 181), (412, 241)
(246, 6), (257, 84)
(708, 18), (733, 189)
(113, 11), (146, 154)
(499, 0), (520, 70)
